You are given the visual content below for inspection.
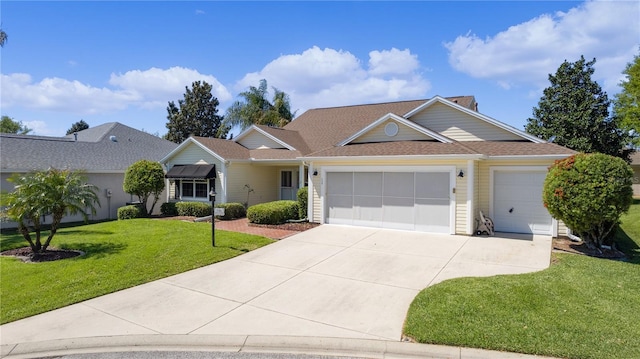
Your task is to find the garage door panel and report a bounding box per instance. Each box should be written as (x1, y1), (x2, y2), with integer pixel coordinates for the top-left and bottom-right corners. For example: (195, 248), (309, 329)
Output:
(415, 172), (450, 199)
(354, 172), (382, 196)
(383, 196), (414, 229)
(493, 171), (552, 235)
(327, 172), (353, 195)
(327, 195), (353, 224)
(415, 198), (450, 233)
(383, 172), (414, 198)
(353, 195), (383, 225)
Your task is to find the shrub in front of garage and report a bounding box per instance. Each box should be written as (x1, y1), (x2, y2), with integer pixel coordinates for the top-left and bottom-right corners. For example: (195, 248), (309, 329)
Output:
(297, 186), (308, 219)
(543, 153), (633, 249)
(175, 201), (212, 217)
(247, 200), (299, 224)
(215, 202), (246, 220)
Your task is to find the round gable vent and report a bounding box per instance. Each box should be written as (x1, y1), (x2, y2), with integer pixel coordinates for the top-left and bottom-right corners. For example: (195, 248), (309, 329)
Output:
(384, 122), (399, 137)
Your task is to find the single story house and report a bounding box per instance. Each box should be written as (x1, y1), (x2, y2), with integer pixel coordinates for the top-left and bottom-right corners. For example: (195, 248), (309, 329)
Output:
(632, 151), (640, 198)
(1, 122), (178, 227)
(161, 96), (576, 237)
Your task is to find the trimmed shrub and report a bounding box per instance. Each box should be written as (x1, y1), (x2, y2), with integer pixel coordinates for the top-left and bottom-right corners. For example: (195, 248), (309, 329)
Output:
(247, 200), (299, 225)
(176, 201), (212, 217)
(297, 186), (308, 219)
(543, 153), (633, 248)
(117, 205), (142, 220)
(215, 202), (246, 220)
(160, 202), (178, 216)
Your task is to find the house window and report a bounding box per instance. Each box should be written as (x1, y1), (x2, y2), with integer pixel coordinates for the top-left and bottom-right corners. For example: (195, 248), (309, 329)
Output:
(281, 171), (292, 188)
(180, 180), (209, 200)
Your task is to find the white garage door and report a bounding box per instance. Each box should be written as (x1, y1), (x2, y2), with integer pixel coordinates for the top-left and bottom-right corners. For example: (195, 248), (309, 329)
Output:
(492, 171), (553, 235)
(325, 170), (453, 233)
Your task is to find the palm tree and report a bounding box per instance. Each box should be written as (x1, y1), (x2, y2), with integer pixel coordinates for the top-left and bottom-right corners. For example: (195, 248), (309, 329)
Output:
(0, 28), (7, 47)
(224, 79), (296, 131)
(3, 169), (100, 254)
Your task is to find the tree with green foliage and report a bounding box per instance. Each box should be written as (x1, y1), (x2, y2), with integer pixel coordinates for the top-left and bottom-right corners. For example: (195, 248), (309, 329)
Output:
(612, 50), (640, 147)
(526, 56), (631, 160)
(543, 153), (633, 249)
(0, 116), (31, 134)
(165, 81), (225, 143)
(66, 120), (90, 135)
(224, 79), (296, 131)
(123, 160), (165, 216)
(2, 169), (100, 255)
(0, 28), (7, 47)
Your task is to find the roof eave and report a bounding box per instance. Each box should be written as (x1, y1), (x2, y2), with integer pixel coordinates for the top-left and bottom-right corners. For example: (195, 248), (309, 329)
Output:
(301, 154), (484, 162)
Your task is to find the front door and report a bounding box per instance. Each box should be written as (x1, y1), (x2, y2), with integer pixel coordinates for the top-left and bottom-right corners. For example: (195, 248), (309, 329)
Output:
(280, 170), (299, 200)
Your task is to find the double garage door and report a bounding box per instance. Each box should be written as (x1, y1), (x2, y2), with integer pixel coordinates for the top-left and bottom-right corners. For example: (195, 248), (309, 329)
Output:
(492, 170), (553, 235)
(325, 169), (454, 233)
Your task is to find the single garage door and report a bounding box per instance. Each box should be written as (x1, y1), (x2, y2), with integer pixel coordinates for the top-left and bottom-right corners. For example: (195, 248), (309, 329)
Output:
(325, 170), (453, 233)
(492, 170), (552, 235)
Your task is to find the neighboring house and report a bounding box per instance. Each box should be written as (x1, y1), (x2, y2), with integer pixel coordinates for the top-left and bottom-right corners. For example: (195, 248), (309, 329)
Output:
(632, 151), (640, 198)
(161, 96), (576, 237)
(1, 122), (178, 227)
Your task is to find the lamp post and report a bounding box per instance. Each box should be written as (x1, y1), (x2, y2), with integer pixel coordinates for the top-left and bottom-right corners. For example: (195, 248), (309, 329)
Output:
(209, 189), (216, 247)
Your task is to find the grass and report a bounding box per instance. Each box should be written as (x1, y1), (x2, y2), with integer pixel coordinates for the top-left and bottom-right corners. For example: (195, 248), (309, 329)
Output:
(404, 200), (640, 359)
(0, 219), (273, 324)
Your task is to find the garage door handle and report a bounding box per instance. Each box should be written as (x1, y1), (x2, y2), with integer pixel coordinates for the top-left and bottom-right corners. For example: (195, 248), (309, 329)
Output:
(509, 207), (514, 213)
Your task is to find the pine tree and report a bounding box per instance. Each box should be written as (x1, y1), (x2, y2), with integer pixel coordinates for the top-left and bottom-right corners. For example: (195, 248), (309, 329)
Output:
(165, 81), (224, 143)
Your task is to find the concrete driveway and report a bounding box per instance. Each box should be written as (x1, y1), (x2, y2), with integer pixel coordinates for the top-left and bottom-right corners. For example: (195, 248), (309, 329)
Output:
(0, 225), (552, 345)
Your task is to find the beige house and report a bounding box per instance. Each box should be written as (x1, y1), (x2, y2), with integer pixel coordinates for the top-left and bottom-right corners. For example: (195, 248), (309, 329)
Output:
(160, 96), (575, 237)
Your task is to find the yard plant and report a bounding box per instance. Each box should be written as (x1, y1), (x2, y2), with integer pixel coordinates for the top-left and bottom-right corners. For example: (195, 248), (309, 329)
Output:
(404, 200), (640, 359)
(123, 159), (165, 217)
(247, 200), (299, 224)
(0, 219), (273, 324)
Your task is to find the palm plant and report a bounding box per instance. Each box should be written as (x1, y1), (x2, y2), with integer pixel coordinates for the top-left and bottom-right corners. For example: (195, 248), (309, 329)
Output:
(3, 169), (100, 253)
(224, 79), (296, 131)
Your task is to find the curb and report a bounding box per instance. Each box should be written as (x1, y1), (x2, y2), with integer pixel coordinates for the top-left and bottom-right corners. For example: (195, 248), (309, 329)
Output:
(1, 335), (558, 359)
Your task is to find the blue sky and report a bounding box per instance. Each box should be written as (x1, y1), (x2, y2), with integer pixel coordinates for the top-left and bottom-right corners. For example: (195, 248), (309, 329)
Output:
(1, 1), (638, 138)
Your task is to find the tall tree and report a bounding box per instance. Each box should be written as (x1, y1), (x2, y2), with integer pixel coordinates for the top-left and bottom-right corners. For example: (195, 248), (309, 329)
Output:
(2, 169), (100, 255)
(165, 81), (225, 144)
(0, 116), (31, 134)
(66, 120), (90, 135)
(612, 50), (640, 147)
(224, 79), (296, 131)
(525, 56), (630, 160)
(0, 28), (7, 47)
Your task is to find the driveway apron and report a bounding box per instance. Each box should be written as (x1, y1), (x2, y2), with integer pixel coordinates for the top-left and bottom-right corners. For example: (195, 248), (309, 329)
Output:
(0, 225), (552, 345)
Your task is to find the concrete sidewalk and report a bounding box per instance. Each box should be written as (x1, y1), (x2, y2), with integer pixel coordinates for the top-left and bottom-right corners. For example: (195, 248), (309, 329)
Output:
(1, 225), (553, 358)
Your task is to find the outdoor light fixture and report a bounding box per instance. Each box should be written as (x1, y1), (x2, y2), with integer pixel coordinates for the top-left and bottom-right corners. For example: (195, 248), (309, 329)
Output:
(210, 189), (216, 247)
(313, 170), (318, 176)
(458, 170), (464, 178)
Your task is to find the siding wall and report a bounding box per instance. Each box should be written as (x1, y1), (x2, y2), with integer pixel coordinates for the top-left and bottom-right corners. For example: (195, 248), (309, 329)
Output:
(226, 163), (279, 206)
(164, 144), (224, 203)
(410, 103), (524, 141)
(633, 165), (640, 198)
(237, 131), (284, 149)
(353, 121), (434, 143)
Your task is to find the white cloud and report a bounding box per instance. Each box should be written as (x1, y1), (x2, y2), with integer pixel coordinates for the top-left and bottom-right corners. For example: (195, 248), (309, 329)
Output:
(22, 120), (58, 137)
(236, 46), (430, 110)
(444, 1), (640, 92)
(1, 67), (231, 115)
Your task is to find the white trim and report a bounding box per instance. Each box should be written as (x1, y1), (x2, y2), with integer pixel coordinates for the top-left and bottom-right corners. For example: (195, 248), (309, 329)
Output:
(321, 165), (456, 234)
(302, 154), (484, 162)
(220, 162), (228, 204)
(466, 160), (475, 235)
(234, 125), (297, 151)
(337, 113), (452, 146)
(487, 154), (574, 161)
(489, 166), (557, 236)
(403, 96), (545, 143)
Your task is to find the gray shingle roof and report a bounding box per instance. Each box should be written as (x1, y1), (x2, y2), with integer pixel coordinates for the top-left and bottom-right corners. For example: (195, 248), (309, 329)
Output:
(1, 123), (178, 172)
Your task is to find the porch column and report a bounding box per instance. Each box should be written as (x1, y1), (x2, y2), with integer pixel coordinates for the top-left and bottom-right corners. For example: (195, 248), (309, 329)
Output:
(307, 162), (314, 222)
(298, 163), (305, 189)
(466, 159), (475, 235)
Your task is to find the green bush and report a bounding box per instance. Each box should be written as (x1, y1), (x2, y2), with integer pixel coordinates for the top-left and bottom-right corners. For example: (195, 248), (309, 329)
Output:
(543, 153), (633, 248)
(297, 186), (308, 219)
(215, 202), (246, 220)
(247, 200), (299, 225)
(176, 201), (212, 217)
(117, 205), (142, 220)
(160, 202), (178, 216)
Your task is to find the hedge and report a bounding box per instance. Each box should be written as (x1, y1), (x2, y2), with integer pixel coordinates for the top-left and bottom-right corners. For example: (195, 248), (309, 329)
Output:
(215, 202), (246, 220)
(160, 202), (178, 216)
(117, 205), (142, 220)
(176, 201), (212, 217)
(297, 186), (308, 219)
(247, 200), (299, 225)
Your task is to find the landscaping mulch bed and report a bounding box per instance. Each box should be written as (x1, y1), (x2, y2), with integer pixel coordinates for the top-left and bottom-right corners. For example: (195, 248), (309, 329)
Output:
(553, 237), (627, 260)
(1, 247), (83, 263)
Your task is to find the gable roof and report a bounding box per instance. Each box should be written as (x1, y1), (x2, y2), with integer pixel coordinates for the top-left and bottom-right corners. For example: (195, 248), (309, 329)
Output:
(337, 113), (453, 145)
(1, 122), (178, 172)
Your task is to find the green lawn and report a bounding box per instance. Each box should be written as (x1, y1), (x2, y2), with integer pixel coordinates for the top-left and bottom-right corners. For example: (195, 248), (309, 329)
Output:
(404, 200), (640, 359)
(0, 219), (273, 324)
